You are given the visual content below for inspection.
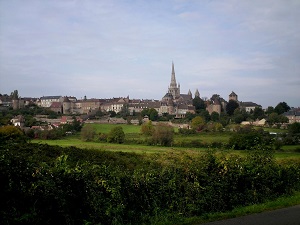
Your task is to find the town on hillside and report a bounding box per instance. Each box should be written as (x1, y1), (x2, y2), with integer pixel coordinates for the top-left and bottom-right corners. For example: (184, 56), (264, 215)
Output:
(1, 63), (299, 128)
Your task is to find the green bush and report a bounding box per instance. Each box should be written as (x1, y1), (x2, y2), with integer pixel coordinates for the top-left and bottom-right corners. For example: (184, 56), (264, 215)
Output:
(107, 126), (125, 143)
(1, 142), (300, 225)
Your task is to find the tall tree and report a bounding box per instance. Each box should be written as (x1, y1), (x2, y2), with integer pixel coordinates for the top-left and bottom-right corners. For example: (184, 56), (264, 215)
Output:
(193, 96), (206, 112)
(226, 100), (239, 116)
(274, 102), (290, 114)
(252, 107), (265, 120)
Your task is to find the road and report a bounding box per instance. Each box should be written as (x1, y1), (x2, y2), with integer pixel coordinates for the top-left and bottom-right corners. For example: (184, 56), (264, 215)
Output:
(201, 205), (300, 225)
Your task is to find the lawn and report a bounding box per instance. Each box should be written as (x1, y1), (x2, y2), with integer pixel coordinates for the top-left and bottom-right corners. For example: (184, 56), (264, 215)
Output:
(87, 123), (141, 134)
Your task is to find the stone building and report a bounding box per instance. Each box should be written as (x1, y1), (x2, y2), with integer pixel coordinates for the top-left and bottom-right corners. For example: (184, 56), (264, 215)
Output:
(160, 62), (195, 117)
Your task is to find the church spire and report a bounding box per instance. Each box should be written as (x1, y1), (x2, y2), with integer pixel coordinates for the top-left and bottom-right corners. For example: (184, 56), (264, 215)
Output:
(170, 61), (177, 88)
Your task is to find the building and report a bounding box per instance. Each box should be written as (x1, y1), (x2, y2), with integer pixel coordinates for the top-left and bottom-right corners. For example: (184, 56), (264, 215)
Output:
(40, 96), (63, 108)
(239, 102), (262, 113)
(283, 108), (300, 124)
(160, 62), (195, 117)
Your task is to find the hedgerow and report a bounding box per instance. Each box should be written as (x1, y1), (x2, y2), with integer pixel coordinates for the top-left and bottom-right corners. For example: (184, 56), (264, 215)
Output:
(1, 142), (299, 225)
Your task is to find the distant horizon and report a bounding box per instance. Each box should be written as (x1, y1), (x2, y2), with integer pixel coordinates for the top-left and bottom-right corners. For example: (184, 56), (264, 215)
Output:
(1, 0), (299, 109)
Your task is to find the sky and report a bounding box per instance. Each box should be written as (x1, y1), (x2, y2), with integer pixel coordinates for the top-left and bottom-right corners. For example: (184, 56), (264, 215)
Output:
(0, 0), (300, 108)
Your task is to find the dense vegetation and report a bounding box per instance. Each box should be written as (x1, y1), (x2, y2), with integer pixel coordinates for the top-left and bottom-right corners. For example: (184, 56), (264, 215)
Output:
(1, 138), (300, 225)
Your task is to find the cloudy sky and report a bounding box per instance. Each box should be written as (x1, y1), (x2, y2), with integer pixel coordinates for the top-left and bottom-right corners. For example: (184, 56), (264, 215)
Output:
(0, 0), (299, 108)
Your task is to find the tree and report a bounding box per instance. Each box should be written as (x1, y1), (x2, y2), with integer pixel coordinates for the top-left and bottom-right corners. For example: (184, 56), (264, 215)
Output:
(191, 116), (206, 131)
(226, 100), (239, 116)
(107, 126), (125, 143)
(199, 110), (210, 122)
(268, 112), (279, 125)
(210, 112), (220, 122)
(288, 122), (300, 134)
(119, 103), (130, 118)
(141, 108), (158, 121)
(274, 102), (290, 115)
(193, 96), (206, 113)
(80, 124), (96, 141)
(151, 123), (174, 146)
(252, 107), (265, 120)
(265, 106), (274, 115)
(141, 120), (154, 136)
(0, 125), (26, 143)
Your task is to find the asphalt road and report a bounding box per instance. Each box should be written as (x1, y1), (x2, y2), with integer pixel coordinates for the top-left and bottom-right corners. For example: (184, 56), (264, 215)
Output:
(202, 205), (300, 225)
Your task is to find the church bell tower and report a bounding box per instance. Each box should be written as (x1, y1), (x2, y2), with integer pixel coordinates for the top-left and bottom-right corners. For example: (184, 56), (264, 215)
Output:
(168, 62), (180, 99)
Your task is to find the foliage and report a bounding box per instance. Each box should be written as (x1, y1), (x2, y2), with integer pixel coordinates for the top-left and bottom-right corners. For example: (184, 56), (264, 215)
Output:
(140, 120), (154, 136)
(0, 125), (26, 144)
(191, 116), (206, 131)
(107, 126), (125, 143)
(274, 102), (290, 115)
(288, 122), (300, 134)
(151, 123), (174, 146)
(206, 122), (223, 132)
(141, 108), (159, 121)
(252, 107), (265, 120)
(226, 100), (239, 116)
(193, 96), (206, 113)
(210, 111), (220, 122)
(1, 142), (299, 225)
(81, 124), (96, 141)
(178, 127), (196, 135)
(228, 126), (272, 150)
(267, 113), (289, 125)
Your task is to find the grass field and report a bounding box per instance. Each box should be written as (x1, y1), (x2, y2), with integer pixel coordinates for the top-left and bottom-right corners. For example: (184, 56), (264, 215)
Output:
(31, 123), (300, 160)
(87, 123), (141, 134)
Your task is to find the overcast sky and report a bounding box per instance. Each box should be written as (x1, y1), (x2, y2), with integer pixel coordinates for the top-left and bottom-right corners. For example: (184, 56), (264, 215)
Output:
(0, 0), (299, 108)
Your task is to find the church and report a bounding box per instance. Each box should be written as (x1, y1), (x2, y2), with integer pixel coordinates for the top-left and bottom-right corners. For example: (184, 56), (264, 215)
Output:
(160, 62), (195, 117)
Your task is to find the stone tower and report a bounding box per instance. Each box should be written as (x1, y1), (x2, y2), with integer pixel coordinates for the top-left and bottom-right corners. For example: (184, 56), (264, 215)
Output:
(168, 62), (180, 99)
(229, 91), (238, 102)
(62, 96), (71, 114)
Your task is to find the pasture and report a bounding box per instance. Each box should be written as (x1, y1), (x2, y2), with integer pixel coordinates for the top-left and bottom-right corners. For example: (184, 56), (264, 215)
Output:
(32, 122), (300, 161)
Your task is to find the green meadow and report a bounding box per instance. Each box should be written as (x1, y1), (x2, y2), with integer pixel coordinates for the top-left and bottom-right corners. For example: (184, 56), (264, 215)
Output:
(32, 123), (300, 161)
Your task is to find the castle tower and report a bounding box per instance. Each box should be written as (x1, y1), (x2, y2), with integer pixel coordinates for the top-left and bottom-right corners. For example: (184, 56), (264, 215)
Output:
(62, 96), (71, 114)
(229, 91), (238, 102)
(168, 62), (180, 99)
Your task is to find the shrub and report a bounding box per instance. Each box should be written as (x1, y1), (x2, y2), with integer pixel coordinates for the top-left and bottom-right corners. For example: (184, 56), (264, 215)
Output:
(107, 126), (125, 143)
(151, 123), (174, 146)
(81, 124), (96, 141)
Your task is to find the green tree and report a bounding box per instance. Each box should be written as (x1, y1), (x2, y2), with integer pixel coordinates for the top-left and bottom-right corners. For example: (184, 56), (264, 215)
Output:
(268, 112), (279, 125)
(141, 120), (154, 136)
(199, 110), (210, 122)
(274, 102), (290, 115)
(107, 126), (125, 143)
(0, 125), (26, 143)
(210, 111), (220, 122)
(252, 107), (265, 120)
(193, 96), (206, 113)
(265, 106), (274, 115)
(288, 122), (300, 134)
(191, 116), (206, 131)
(119, 103), (130, 118)
(141, 108), (158, 121)
(80, 124), (96, 141)
(226, 100), (239, 116)
(151, 123), (174, 146)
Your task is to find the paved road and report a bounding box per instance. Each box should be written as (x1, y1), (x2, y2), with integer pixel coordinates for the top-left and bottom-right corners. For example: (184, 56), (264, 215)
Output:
(202, 205), (300, 225)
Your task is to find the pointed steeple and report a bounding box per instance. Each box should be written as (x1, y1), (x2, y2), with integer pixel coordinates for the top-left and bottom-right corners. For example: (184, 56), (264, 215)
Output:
(170, 61), (177, 88)
(195, 89), (200, 98)
(188, 89), (192, 96)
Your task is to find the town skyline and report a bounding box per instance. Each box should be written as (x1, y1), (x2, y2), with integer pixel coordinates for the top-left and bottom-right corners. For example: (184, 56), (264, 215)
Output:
(1, 0), (300, 108)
